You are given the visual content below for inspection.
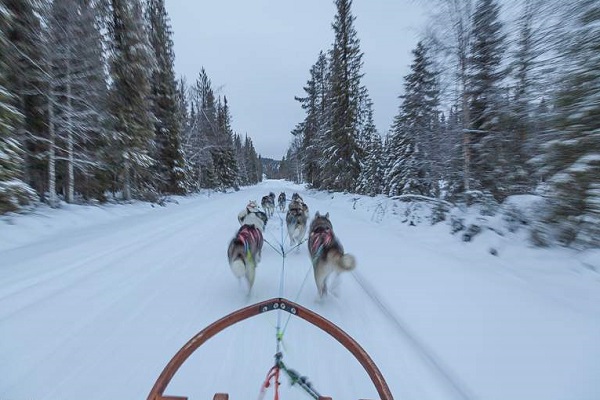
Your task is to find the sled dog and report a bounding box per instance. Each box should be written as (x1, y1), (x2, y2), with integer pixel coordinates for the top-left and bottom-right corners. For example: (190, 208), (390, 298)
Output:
(278, 192), (286, 212)
(308, 212), (356, 297)
(261, 194), (275, 218)
(286, 199), (308, 246)
(228, 201), (266, 290)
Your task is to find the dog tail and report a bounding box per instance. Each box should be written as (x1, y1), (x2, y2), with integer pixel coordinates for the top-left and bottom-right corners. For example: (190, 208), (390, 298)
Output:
(228, 239), (246, 278)
(340, 254), (356, 271)
(230, 258), (245, 278)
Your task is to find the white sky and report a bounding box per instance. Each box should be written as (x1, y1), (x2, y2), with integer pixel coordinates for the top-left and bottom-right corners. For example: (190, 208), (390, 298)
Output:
(166, 0), (428, 159)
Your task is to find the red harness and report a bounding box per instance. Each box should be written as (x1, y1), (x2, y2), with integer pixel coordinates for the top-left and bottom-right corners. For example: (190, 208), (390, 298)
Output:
(309, 227), (333, 264)
(238, 225), (263, 250)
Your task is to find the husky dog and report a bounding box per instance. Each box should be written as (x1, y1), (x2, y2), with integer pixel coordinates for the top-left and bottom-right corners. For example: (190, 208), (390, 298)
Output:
(238, 200), (268, 228)
(261, 194), (275, 218)
(228, 201), (266, 290)
(278, 192), (286, 212)
(286, 199), (308, 246)
(291, 192), (303, 203)
(308, 212), (356, 297)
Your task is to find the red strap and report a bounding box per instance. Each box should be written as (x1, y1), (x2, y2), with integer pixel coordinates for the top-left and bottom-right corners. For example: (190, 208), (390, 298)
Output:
(259, 366), (280, 400)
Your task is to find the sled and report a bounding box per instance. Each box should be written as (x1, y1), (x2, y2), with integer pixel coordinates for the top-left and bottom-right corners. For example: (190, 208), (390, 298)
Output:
(147, 297), (393, 400)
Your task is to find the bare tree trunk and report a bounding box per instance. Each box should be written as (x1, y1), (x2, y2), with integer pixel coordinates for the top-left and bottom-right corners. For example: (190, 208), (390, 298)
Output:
(48, 86), (58, 207)
(124, 158), (131, 200)
(462, 78), (471, 191)
(66, 59), (74, 203)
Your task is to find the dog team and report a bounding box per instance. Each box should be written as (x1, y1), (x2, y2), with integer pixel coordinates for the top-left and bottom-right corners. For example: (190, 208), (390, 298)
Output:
(227, 191), (356, 297)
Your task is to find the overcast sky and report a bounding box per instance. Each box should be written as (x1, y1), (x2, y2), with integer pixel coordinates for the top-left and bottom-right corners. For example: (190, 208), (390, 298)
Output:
(165, 0), (428, 159)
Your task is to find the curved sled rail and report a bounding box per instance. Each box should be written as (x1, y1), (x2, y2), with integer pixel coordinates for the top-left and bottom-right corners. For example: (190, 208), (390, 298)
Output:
(147, 297), (393, 400)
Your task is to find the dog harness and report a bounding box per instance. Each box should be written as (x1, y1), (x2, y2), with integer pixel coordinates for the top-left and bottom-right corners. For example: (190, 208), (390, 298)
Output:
(309, 227), (333, 266)
(237, 225), (263, 264)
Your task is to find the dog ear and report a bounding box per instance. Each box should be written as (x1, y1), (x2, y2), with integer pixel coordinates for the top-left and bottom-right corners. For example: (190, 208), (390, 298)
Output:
(325, 212), (329, 219)
(315, 211), (320, 218)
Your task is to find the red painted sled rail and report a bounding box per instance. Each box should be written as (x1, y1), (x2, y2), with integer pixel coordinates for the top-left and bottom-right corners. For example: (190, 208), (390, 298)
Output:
(147, 297), (393, 400)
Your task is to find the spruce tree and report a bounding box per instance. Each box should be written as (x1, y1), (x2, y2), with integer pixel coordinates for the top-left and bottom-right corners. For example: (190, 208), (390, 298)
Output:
(295, 51), (329, 188)
(323, 0), (364, 192)
(508, 0), (559, 194)
(47, 0), (108, 203)
(107, 0), (155, 200)
(0, 4), (36, 212)
(233, 134), (248, 185)
(429, 0), (475, 192)
(146, 0), (185, 195)
(355, 88), (382, 195)
(385, 41), (439, 197)
(244, 136), (260, 184)
(467, 0), (508, 198)
(537, 0), (600, 248)
(212, 96), (238, 189)
(4, 0), (47, 198)
(356, 130), (383, 196)
(189, 68), (218, 188)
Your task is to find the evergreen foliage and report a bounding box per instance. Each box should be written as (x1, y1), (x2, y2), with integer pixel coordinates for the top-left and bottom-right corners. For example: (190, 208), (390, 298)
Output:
(3, 0), (47, 198)
(107, 0), (155, 200)
(294, 51), (329, 188)
(467, 0), (508, 198)
(322, 0), (364, 192)
(385, 41), (440, 197)
(536, 0), (600, 248)
(146, 0), (186, 195)
(47, 0), (108, 203)
(0, 2), (36, 212)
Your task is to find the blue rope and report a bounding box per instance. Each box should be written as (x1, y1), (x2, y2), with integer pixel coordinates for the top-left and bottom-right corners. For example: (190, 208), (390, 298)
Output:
(275, 215), (286, 354)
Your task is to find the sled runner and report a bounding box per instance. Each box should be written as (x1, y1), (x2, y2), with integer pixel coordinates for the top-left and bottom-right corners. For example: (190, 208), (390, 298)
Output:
(147, 297), (393, 400)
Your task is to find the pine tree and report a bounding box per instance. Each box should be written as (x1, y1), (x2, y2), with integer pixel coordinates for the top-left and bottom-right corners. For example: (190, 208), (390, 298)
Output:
(536, 0), (600, 248)
(146, 0), (185, 195)
(107, 0), (155, 200)
(244, 135), (260, 184)
(385, 41), (440, 197)
(212, 96), (238, 189)
(47, 0), (108, 203)
(187, 68), (218, 188)
(508, 0), (537, 193)
(175, 77), (200, 192)
(0, 4), (36, 213)
(429, 0), (475, 192)
(4, 0), (48, 199)
(441, 106), (468, 198)
(295, 51), (329, 188)
(322, 0), (364, 192)
(356, 130), (383, 196)
(507, 0), (560, 194)
(467, 0), (508, 198)
(355, 87), (382, 195)
(233, 133), (248, 185)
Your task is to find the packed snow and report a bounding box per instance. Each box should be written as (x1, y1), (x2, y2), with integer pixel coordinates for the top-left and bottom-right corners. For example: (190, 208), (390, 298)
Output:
(1, 180), (599, 400)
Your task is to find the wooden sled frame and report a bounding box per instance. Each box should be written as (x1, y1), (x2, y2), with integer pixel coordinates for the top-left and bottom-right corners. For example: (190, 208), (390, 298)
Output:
(147, 297), (393, 400)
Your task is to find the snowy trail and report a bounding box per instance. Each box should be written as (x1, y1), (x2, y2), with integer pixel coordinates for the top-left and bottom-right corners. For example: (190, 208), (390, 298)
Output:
(1, 181), (599, 400)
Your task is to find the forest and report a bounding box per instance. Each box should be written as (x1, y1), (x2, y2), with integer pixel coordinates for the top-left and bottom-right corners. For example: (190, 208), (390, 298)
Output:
(280, 0), (599, 248)
(1, 0), (599, 248)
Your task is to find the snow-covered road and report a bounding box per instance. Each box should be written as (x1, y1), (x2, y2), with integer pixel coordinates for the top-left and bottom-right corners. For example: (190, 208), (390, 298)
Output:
(1, 180), (599, 400)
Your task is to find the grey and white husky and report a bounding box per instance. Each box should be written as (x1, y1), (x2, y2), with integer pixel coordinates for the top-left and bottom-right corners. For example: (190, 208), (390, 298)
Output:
(261, 193), (275, 218)
(308, 212), (356, 297)
(227, 224), (263, 290)
(286, 199), (308, 246)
